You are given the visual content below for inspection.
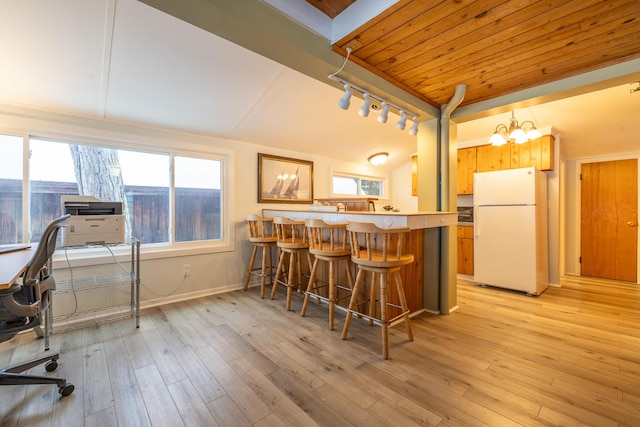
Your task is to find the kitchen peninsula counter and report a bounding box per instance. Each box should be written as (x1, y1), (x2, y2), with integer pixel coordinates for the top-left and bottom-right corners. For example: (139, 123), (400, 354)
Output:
(262, 208), (456, 314)
(261, 208), (456, 230)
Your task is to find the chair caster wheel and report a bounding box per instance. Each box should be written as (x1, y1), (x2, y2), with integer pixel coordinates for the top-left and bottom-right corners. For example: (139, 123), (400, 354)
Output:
(59, 384), (74, 397)
(45, 361), (58, 372)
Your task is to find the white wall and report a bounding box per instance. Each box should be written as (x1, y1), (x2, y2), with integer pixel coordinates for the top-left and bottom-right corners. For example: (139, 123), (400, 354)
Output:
(0, 105), (387, 327)
(391, 160), (418, 213)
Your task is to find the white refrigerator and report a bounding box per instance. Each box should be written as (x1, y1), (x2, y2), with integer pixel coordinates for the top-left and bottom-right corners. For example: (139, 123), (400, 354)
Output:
(473, 167), (549, 295)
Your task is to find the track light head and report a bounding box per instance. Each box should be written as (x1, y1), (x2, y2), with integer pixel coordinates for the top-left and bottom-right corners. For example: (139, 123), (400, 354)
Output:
(377, 102), (389, 123)
(408, 116), (419, 136)
(338, 84), (352, 110)
(359, 93), (372, 117)
(396, 111), (408, 130)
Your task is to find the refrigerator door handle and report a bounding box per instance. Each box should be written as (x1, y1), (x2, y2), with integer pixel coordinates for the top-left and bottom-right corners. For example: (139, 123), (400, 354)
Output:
(475, 208), (479, 237)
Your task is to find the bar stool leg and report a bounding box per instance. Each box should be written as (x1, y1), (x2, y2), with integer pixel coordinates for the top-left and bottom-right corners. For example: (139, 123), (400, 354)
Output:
(328, 260), (336, 330)
(259, 246), (268, 298)
(271, 251), (287, 300)
(368, 272), (377, 326)
(380, 272), (389, 360)
(244, 245), (258, 291)
(342, 268), (365, 340)
(301, 258), (320, 317)
(394, 271), (414, 341)
(286, 251), (297, 311)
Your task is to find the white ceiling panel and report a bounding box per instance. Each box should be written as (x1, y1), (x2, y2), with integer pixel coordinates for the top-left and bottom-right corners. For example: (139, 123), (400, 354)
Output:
(106, 0), (283, 135)
(0, 0), (108, 114)
(228, 68), (356, 150)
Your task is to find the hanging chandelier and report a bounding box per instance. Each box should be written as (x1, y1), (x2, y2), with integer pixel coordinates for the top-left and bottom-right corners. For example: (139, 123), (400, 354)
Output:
(489, 111), (542, 146)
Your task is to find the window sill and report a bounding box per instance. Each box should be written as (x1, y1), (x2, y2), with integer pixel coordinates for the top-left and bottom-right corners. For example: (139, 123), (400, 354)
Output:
(52, 241), (234, 269)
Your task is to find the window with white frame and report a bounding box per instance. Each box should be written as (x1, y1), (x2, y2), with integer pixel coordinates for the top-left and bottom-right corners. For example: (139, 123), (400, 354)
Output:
(0, 134), (226, 248)
(332, 172), (385, 197)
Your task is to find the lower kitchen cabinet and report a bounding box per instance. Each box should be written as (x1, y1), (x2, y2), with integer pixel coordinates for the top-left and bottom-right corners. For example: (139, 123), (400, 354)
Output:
(457, 225), (474, 275)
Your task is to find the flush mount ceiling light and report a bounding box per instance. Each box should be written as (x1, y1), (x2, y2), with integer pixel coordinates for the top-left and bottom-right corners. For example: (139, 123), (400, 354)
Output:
(489, 111), (542, 146)
(328, 48), (420, 135)
(368, 152), (389, 166)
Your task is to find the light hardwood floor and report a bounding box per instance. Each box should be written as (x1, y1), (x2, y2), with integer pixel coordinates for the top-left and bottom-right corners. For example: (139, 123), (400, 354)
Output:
(1, 276), (639, 426)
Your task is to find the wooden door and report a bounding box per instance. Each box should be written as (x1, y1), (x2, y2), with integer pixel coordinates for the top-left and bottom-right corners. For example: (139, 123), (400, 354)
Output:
(581, 159), (638, 281)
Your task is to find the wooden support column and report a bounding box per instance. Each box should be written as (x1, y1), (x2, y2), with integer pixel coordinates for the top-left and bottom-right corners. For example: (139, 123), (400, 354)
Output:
(416, 119), (441, 313)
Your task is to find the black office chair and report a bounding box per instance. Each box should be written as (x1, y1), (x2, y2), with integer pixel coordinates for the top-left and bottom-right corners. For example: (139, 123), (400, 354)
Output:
(0, 214), (74, 397)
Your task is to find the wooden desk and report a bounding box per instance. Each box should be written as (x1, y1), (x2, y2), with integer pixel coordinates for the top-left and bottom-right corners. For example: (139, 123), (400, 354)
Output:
(0, 247), (33, 290)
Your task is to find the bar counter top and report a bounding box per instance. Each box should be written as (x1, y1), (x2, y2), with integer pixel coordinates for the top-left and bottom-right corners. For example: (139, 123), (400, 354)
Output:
(261, 208), (456, 230)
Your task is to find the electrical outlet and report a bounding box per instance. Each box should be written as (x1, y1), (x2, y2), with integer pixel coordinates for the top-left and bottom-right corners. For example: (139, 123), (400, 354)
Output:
(183, 264), (191, 278)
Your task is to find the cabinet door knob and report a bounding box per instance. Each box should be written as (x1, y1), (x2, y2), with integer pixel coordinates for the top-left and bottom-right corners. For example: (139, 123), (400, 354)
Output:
(628, 221), (637, 227)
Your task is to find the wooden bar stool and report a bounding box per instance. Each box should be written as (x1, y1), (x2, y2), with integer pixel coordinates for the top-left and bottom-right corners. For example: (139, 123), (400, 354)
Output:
(301, 218), (354, 330)
(243, 215), (278, 298)
(341, 222), (414, 359)
(271, 217), (312, 311)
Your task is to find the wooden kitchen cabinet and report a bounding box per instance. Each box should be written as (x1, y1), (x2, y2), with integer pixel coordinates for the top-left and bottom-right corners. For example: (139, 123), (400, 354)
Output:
(457, 225), (474, 275)
(510, 134), (555, 171)
(456, 135), (554, 195)
(457, 147), (477, 194)
(476, 143), (511, 172)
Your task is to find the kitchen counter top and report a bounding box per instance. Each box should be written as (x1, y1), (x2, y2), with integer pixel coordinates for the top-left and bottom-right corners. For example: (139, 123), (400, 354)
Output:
(261, 208), (457, 230)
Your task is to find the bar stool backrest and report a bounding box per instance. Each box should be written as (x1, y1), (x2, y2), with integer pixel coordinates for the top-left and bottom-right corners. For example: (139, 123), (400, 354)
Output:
(346, 222), (413, 267)
(247, 214), (276, 243)
(305, 218), (350, 257)
(273, 217), (308, 249)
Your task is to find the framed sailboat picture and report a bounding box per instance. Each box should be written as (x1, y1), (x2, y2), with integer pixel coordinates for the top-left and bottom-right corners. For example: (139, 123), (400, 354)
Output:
(258, 153), (313, 203)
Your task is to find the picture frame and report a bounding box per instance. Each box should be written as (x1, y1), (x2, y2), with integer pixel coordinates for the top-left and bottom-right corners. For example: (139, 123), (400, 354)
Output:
(258, 153), (313, 203)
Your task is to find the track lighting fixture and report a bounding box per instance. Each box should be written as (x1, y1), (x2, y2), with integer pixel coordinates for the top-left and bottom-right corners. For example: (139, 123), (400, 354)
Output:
(396, 111), (408, 130)
(408, 116), (419, 136)
(359, 93), (372, 117)
(329, 74), (419, 135)
(377, 102), (389, 123)
(338, 84), (352, 110)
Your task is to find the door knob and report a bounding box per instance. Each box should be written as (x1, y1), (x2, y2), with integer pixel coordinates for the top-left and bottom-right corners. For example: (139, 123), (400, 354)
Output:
(628, 221), (637, 227)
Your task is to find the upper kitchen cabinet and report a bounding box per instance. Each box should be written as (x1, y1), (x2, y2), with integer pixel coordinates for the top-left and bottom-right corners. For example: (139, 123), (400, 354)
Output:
(476, 144), (511, 172)
(510, 135), (555, 171)
(456, 135), (554, 195)
(457, 147), (477, 194)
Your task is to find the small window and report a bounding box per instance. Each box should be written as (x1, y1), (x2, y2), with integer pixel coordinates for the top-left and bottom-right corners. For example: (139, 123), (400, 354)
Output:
(332, 173), (385, 197)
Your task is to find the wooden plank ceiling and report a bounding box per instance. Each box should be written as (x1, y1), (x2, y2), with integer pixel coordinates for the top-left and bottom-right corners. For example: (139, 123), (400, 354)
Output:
(310, 0), (640, 107)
